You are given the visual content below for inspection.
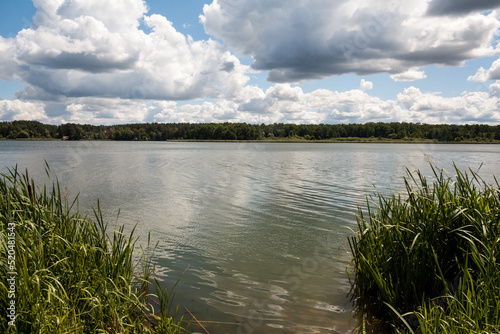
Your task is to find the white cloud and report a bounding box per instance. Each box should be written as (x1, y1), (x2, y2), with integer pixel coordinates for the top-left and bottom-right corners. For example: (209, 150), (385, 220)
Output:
(359, 79), (373, 91)
(0, 100), (48, 121)
(306, 86), (407, 124)
(4, 83), (500, 125)
(8, 0), (250, 101)
(1, 0), (500, 126)
(238, 83), (411, 124)
(489, 80), (500, 97)
(397, 87), (500, 123)
(60, 97), (152, 124)
(51, 0), (148, 31)
(468, 58), (500, 82)
(390, 68), (427, 82)
(468, 66), (490, 82)
(201, 0), (500, 82)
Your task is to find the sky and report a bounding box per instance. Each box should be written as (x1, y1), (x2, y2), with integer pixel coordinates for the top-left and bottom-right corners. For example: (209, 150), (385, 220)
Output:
(1, 0), (500, 125)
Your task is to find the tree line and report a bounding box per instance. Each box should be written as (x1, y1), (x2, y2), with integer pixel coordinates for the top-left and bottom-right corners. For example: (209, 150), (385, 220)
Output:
(1, 120), (499, 142)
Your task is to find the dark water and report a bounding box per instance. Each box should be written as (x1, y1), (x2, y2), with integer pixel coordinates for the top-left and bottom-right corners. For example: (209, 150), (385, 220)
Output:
(1, 141), (499, 333)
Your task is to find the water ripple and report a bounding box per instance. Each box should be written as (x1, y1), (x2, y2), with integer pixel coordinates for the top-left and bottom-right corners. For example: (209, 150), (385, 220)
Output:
(2, 141), (499, 334)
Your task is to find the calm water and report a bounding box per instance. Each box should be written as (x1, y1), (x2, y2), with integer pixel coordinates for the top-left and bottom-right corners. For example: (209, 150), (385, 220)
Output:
(1, 141), (499, 333)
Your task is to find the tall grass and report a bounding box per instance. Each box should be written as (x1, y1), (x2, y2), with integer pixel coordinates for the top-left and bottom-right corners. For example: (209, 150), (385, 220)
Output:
(348, 165), (500, 333)
(0, 165), (190, 333)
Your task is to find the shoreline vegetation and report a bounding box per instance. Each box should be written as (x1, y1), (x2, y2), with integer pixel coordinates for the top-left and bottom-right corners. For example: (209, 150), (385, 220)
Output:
(1, 162), (499, 332)
(1, 120), (499, 143)
(349, 165), (500, 333)
(0, 165), (191, 333)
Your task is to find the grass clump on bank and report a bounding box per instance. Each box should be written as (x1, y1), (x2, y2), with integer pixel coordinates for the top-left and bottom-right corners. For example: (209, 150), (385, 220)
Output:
(0, 165), (189, 333)
(348, 165), (500, 333)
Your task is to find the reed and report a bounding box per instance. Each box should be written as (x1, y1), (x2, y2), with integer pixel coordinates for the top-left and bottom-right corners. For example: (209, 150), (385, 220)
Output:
(348, 164), (500, 333)
(0, 164), (190, 333)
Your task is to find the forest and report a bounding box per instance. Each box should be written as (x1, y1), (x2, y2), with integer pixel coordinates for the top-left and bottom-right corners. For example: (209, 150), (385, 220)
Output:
(1, 120), (499, 142)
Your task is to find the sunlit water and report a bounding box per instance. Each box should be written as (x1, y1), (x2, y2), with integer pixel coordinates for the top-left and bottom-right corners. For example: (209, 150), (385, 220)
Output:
(1, 141), (499, 333)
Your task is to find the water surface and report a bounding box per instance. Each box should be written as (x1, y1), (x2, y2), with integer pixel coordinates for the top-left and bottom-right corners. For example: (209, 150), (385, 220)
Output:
(1, 141), (499, 333)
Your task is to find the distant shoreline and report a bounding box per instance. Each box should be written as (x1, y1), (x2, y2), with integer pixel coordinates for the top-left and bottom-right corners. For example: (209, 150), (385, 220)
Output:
(165, 138), (500, 144)
(2, 137), (499, 144)
(2, 120), (499, 142)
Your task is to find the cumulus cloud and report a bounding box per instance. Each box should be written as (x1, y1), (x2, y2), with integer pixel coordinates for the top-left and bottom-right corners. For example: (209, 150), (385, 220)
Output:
(359, 79), (373, 91)
(2, 0), (500, 126)
(468, 58), (500, 82)
(397, 87), (500, 123)
(0, 100), (48, 121)
(489, 80), (500, 97)
(6, 0), (249, 101)
(391, 68), (427, 82)
(4, 83), (500, 125)
(235, 83), (500, 124)
(201, 0), (500, 82)
(48, 0), (148, 31)
(60, 97), (153, 124)
(152, 100), (244, 123)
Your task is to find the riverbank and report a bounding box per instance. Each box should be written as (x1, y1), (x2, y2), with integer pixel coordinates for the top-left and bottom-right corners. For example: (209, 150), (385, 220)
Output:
(1, 146), (499, 333)
(0, 166), (190, 333)
(2, 120), (499, 142)
(2, 137), (500, 144)
(349, 165), (500, 333)
(165, 137), (500, 144)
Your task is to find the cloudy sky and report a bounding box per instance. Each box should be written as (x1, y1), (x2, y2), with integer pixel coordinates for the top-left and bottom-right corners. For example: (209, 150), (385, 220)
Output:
(1, 0), (500, 125)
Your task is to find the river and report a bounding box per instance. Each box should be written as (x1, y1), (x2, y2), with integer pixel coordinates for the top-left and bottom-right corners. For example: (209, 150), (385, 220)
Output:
(1, 141), (499, 333)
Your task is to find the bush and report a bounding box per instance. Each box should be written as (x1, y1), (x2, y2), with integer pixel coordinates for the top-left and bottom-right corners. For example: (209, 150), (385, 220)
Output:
(16, 130), (30, 139)
(0, 165), (189, 333)
(349, 165), (500, 333)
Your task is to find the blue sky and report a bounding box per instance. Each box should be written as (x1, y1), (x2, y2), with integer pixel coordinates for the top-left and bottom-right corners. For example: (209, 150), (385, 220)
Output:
(140, 0), (211, 41)
(1, 0), (500, 125)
